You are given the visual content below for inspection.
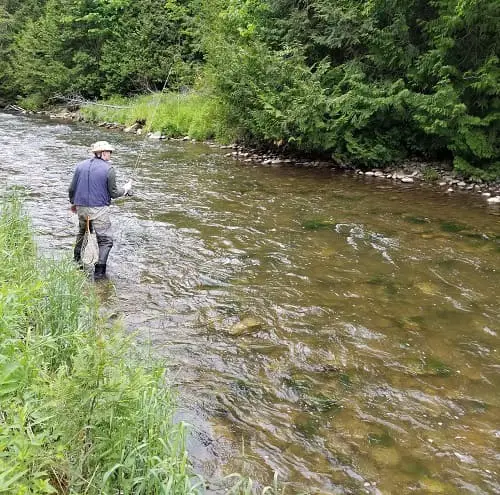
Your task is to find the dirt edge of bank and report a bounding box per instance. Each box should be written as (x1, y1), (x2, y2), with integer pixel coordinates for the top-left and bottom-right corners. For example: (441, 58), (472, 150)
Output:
(6, 105), (500, 203)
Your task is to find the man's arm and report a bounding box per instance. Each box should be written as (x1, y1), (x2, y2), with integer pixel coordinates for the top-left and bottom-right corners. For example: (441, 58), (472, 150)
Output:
(68, 169), (79, 204)
(107, 167), (126, 198)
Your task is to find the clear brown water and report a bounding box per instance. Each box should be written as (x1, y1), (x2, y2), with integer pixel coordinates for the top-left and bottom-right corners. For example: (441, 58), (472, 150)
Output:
(1, 112), (499, 494)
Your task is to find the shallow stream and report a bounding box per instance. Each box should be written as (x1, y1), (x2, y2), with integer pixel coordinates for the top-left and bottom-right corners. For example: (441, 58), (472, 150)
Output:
(1, 112), (499, 494)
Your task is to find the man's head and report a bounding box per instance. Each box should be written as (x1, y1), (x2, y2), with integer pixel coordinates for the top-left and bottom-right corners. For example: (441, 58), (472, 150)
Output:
(91, 141), (115, 160)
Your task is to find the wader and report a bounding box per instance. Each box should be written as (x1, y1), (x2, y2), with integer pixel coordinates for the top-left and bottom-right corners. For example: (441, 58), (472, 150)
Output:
(74, 206), (113, 278)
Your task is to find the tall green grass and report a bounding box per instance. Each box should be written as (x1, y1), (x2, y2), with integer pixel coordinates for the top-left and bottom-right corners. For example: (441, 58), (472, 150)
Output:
(81, 91), (237, 143)
(0, 193), (200, 494)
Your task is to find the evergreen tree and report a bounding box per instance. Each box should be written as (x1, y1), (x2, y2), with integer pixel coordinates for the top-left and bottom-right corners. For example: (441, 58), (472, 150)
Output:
(0, 0), (498, 176)
(99, 0), (202, 96)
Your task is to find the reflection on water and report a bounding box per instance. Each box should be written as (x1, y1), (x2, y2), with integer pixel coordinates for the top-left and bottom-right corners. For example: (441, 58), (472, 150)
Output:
(1, 112), (499, 494)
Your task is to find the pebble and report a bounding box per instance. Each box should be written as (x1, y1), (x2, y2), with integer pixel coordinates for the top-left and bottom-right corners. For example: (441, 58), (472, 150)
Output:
(43, 108), (500, 199)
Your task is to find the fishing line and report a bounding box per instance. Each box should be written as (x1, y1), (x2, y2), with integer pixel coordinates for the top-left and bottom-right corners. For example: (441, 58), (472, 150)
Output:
(130, 68), (173, 177)
(114, 70), (173, 248)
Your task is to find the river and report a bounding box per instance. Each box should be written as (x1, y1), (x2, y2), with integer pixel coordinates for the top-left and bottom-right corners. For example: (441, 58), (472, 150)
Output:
(1, 112), (499, 494)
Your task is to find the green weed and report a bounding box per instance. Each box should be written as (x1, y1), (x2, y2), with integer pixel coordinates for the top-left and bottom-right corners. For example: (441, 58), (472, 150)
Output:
(81, 91), (227, 142)
(301, 219), (335, 230)
(422, 168), (439, 181)
(440, 221), (467, 233)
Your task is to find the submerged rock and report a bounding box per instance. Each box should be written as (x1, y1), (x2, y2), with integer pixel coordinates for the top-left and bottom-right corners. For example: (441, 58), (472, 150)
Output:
(371, 446), (401, 467)
(228, 316), (262, 336)
(418, 478), (455, 494)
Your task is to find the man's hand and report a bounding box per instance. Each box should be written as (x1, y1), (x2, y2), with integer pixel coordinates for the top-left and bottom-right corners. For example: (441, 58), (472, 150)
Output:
(123, 179), (132, 196)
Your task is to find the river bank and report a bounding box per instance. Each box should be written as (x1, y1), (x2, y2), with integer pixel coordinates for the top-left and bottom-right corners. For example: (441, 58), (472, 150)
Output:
(5, 102), (500, 203)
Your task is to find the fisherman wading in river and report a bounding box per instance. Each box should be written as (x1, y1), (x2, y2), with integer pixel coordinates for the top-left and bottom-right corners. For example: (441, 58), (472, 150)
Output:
(68, 141), (132, 279)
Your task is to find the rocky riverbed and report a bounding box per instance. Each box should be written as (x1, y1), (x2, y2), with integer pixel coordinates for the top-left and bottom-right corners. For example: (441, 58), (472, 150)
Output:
(8, 104), (500, 203)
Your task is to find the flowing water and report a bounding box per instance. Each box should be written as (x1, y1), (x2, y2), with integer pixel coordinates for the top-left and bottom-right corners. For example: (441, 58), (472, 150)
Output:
(1, 112), (499, 494)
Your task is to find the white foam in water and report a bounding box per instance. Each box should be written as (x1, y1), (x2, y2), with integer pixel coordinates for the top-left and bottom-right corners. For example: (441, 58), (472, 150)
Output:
(335, 223), (398, 262)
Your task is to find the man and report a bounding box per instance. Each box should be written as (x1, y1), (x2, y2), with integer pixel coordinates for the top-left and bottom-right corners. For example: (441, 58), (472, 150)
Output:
(69, 140), (132, 279)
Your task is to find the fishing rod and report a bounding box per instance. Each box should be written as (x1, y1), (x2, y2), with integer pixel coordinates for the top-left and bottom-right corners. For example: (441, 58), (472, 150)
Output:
(130, 67), (173, 177)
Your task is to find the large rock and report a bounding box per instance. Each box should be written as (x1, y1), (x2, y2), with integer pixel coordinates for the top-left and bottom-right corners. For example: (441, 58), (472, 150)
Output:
(228, 317), (262, 336)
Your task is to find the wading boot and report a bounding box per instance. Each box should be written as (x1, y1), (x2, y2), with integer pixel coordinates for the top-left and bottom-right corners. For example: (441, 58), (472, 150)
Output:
(94, 264), (107, 280)
(73, 250), (84, 270)
(74, 259), (84, 270)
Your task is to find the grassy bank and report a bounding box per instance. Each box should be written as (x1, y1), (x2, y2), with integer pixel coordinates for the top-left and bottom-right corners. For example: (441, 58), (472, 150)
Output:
(80, 91), (238, 144)
(0, 194), (199, 494)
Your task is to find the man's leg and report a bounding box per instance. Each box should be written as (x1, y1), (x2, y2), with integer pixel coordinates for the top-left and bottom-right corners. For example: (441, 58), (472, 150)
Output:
(73, 214), (87, 263)
(93, 214), (113, 278)
(96, 233), (113, 264)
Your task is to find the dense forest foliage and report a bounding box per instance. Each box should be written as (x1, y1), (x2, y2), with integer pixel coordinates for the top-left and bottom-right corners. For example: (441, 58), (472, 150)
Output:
(1, 0), (499, 178)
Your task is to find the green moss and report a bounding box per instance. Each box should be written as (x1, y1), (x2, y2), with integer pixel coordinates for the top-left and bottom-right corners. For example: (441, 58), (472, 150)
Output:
(457, 398), (488, 413)
(408, 315), (426, 325)
(401, 457), (430, 477)
(294, 414), (320, 437)
(302, 219), (335, 230)
(367, 275), (399, 295)
(367, 274), (386, 285)
(301, 393), (341, 413)
(403, 215), (431, 224)
(367, 431), (395, 447)
(283, 376), (311, 393)
(440, 221), (468, 233)
(425, 357), (452, 377)
(339, 373), (352, 388)
(435, 258), (457, 269)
